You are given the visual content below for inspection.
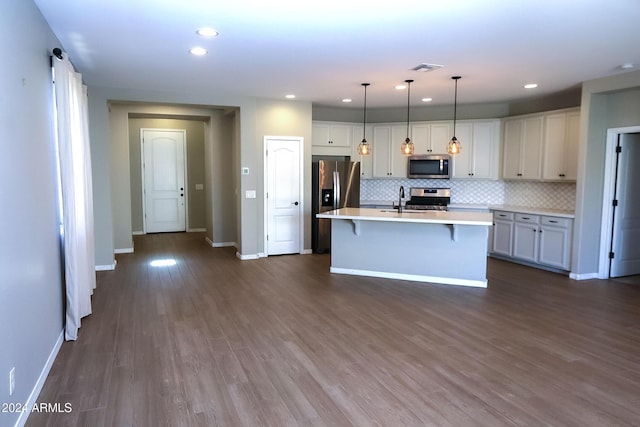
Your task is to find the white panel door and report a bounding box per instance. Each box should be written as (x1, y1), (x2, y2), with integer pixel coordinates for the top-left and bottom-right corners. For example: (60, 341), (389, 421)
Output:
(143, 129), (186, 233)
(266, 138), (301, 255)
(610, 133), (640, 277)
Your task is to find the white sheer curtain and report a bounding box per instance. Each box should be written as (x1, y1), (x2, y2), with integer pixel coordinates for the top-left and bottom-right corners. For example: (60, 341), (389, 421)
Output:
(53, 53), (96, 341)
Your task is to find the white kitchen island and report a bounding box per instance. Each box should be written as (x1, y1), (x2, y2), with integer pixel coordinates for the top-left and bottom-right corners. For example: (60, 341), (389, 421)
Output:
(316, 208), (494, 288)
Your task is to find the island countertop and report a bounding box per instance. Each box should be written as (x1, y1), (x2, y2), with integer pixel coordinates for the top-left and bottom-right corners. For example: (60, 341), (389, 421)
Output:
(316, 207), (493, 226)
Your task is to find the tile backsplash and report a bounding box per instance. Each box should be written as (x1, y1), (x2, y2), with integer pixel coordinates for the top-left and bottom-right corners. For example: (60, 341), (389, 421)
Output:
(361, 179), (576, 211)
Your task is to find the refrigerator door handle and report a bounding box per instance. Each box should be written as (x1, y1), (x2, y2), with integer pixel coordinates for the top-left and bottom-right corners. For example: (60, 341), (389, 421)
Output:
(333, 170), (340, 209)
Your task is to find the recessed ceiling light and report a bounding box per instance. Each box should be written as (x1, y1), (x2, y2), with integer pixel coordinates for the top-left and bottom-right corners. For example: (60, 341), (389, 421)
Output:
(395, 84), (407, 90)
(197, 27), (219, 37)
(524, 83), (538, 89)
(421, 97), (433, 102)
(342, 98), (352, 103)
(189, 47), (208, 56)
(285, 94), (296, 99)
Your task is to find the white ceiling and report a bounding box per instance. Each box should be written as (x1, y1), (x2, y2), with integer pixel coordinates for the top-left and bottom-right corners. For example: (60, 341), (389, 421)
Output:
(34, 0), (640, 109)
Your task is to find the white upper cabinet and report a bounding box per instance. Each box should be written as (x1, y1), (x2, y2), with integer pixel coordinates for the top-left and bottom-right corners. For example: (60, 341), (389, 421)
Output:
(502, 108), (580, 181)
(542, 109), (580, 181)
(372, 124), (409, 178)
(351, 124), (373, 179)
(411, 122), (452, 154)
(312, 121), (351, 147)
(502, 115), (544, 180)
(451, 120), (500, 180)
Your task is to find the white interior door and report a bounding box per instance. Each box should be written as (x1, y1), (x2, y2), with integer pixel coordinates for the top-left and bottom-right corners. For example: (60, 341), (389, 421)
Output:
(266, 137), (302, 255)
(610, 133), (640, 277)
(142, 129), (186, 233)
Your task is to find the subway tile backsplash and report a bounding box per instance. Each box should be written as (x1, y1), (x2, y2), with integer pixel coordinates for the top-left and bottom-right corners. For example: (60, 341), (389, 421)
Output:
(361, 179), (576, 211)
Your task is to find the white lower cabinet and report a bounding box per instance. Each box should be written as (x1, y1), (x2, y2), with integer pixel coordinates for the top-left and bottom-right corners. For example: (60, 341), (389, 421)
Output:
(491, 210), (573, 271)
(492, 211), (514, 257)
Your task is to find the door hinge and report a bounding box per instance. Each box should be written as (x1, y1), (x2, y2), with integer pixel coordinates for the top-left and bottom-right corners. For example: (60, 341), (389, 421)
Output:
(616, 145), (622, 153)
(266, 234), (269, 241)
(613, 199), (618, 207)
(609, 251), (615, 259)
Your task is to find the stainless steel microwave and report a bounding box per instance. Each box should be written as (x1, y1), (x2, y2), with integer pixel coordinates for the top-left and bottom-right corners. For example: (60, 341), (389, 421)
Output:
(407, 154), (451, 179)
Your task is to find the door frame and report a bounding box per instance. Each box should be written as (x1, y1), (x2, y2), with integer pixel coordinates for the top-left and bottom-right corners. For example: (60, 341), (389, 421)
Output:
(263, 136), (304, 256)
(140, 128), (188, 234)
(598, 125), (640, 278)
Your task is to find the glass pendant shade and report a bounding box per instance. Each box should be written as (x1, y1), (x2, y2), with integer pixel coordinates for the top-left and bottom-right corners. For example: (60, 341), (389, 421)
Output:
(448, 136), (461, 155)
(401, 137), (414, 155)
(447, 76), (462, 155)
(358, 82), (371, 155)
(401, 79), (415, 155)
(358, 138), (371, 155)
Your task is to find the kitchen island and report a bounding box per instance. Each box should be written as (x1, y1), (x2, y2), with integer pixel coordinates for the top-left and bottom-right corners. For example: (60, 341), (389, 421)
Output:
(316, 208), (493, 288)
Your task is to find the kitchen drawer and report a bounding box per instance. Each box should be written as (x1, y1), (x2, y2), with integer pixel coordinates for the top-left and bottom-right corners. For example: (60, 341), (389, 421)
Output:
(515, 213), (540, 224)
(541, 216), (571, 228)
(493, 211), (514, 221)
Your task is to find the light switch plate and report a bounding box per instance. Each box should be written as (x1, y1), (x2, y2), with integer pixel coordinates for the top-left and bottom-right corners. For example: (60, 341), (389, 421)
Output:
(245, 190), (256, 199)
(242, 167), (250, 175)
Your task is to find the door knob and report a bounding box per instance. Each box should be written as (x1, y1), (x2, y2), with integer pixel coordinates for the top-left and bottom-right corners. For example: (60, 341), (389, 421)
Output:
(293, 201), (299, 205)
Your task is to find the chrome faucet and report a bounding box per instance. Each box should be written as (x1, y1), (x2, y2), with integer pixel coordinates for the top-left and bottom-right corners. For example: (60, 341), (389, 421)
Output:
(396, 185), (405, 213)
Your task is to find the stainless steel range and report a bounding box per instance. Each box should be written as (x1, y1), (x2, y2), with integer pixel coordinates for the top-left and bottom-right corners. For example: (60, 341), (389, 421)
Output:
(405, 187), (451, 211)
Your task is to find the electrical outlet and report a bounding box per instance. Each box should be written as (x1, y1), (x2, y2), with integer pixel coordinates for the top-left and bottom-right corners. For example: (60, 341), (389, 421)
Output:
(9, 367), (15, 396)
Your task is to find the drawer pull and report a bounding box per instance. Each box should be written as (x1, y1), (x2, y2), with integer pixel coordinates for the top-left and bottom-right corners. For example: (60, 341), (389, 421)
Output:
(549, 220), (558, 223)
(522, 217), (530, 220)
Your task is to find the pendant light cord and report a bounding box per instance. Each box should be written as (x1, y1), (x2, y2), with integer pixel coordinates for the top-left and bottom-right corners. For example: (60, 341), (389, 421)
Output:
(362, 83), (368, 141)
(405, 80), (412, 139)
(452, 76), (461, 137)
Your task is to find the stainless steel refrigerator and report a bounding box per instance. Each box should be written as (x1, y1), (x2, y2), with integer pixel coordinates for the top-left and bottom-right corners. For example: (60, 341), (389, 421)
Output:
(312, 160), (360, 253)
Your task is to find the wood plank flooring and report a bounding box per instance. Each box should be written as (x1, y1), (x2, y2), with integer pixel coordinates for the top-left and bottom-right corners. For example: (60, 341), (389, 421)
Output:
(27, 232), (640, 426)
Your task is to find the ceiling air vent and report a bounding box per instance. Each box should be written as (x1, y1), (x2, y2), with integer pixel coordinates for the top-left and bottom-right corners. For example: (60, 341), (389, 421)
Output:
(411, 63), (444, 72)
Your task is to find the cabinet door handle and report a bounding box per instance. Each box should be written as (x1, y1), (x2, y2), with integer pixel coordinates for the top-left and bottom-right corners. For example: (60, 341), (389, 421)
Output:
(517, 173), (523, 176)
(539, 229), (542, 233)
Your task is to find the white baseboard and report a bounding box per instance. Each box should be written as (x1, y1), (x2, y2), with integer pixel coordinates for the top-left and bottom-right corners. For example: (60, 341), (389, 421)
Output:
(95, 259), (117, 271)
(132, 231), (144, 235)
(301, 249), (313, 255)
(114, 247), (134, 254)
(204, 236), (237, 248)
(569, 272), (600, 280)
(188, 228), (207, 232)
(329, 267), (488, 288)
(17, 331), (64, 427)
(236, 252), (259, 260)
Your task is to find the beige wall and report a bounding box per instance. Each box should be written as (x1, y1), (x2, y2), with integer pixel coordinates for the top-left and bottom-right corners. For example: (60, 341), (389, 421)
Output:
(255, 98), (313, 252)
(128, 118), (206, 232)
(107, 103), (239, 252)
(572, 71), (640, 277)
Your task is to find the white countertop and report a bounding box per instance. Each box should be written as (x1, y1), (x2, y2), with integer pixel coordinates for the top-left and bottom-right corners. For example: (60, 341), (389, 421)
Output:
(316, 208), (494, 226)
(360, 201), (575, 218)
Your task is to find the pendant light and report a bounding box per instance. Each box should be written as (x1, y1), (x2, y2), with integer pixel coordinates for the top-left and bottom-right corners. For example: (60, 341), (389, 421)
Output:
(401, 79), (415, 155)
(447, 76), (462, 155)
(357, 83), (371, 155)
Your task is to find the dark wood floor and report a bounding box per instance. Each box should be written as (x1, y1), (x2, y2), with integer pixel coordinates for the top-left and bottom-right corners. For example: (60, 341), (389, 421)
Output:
(28, 232), (640, 426)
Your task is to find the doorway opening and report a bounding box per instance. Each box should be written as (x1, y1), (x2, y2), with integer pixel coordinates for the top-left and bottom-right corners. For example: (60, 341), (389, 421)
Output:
(599, 126), (640, 278)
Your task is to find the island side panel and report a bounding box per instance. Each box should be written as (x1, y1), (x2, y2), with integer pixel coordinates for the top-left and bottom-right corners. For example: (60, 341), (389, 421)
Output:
(329, 218), (489, 286)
